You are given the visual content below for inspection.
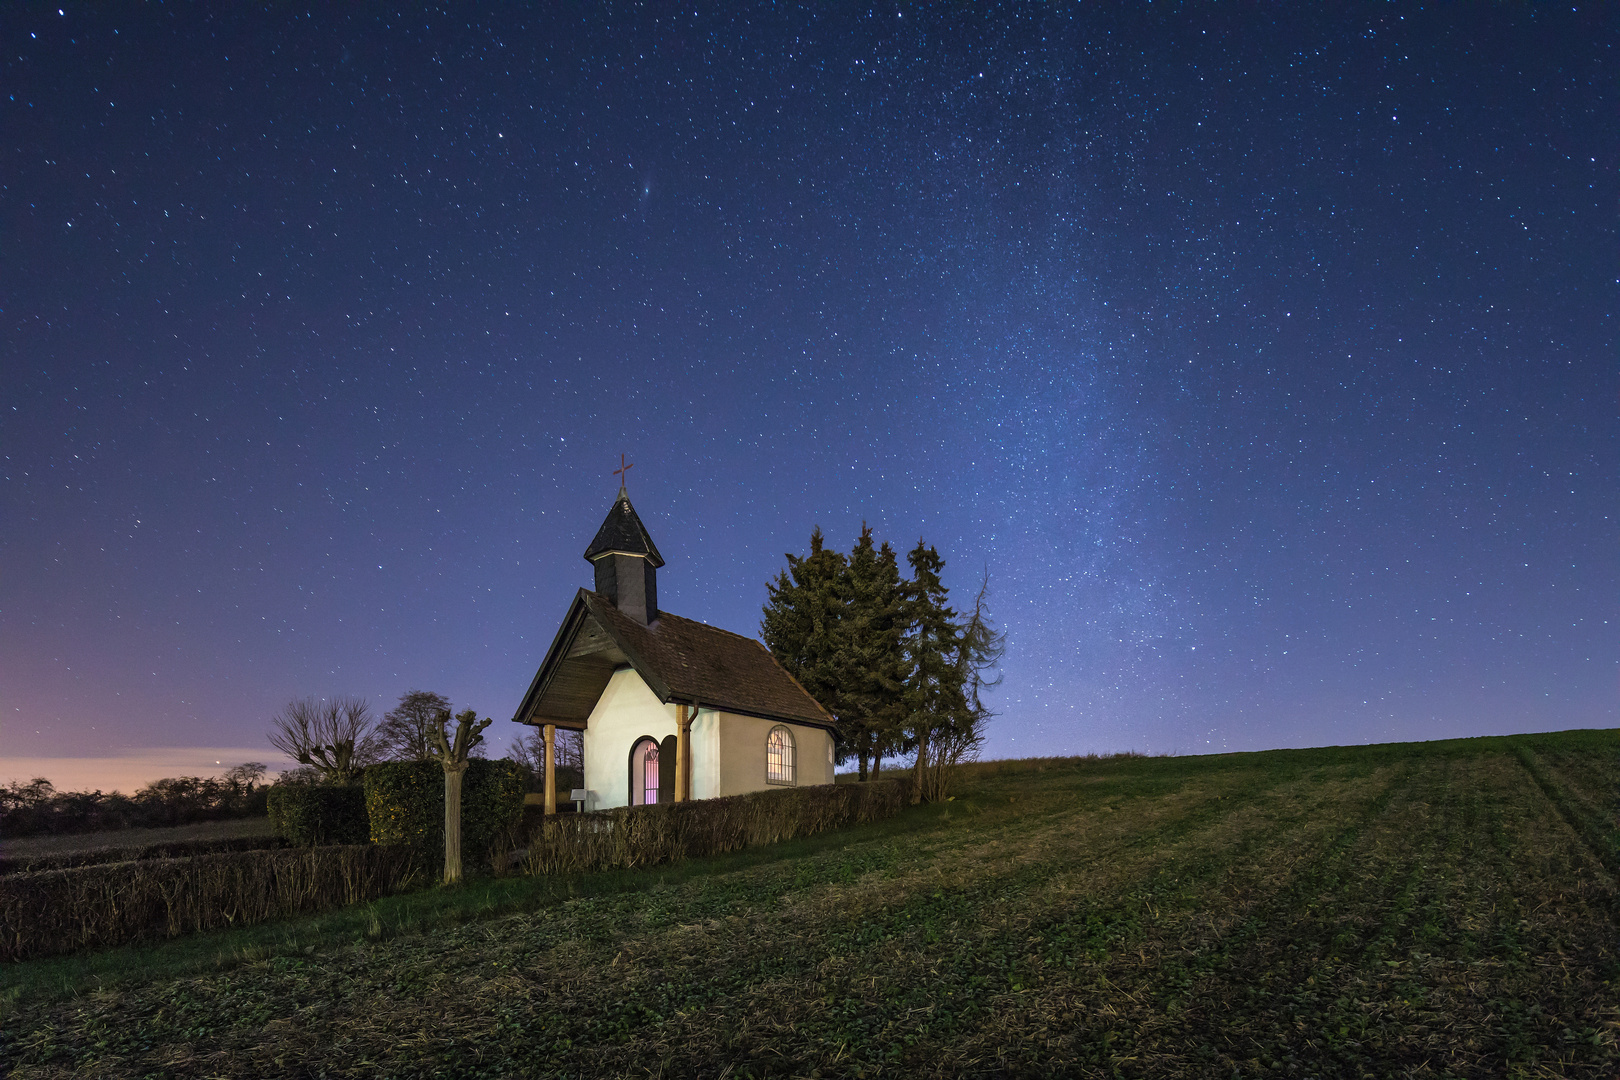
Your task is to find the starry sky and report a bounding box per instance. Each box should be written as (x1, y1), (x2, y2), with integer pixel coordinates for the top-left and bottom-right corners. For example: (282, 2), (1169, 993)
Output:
(4, 4), (1614, 789)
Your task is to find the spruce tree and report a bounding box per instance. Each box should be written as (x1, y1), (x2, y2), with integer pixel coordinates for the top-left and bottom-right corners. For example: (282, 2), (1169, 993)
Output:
(834, 526), (909, 779)
(903, 540), (961, 805)
(763, 528), (999, 794)
(761, 526), (848, 739)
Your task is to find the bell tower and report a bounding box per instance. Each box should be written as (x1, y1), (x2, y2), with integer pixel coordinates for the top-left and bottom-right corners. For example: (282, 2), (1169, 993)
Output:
(583, 482), (664, 625)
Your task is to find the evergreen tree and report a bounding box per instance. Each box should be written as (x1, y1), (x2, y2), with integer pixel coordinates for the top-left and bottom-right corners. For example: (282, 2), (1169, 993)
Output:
(763, 527), (1002, 795)
(835, 526), (909, 779)
(761, 526), (848, 738)
(903, 540), (961, 805)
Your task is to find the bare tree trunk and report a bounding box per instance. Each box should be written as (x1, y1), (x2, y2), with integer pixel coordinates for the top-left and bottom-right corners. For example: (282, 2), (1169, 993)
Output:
(857, 746), (869, 782)
(443, 763), (467, 885)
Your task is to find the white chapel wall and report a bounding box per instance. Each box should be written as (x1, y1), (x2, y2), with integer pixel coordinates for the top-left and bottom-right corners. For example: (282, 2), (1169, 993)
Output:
(578, 667), (836, 808)
(690, 708), (722, 800)
(580, 667), (676, 810)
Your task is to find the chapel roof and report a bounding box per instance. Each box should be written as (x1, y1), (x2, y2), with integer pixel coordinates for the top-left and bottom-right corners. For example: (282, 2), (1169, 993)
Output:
(582, 487), (665, 568)
(512, 588), (835, 732)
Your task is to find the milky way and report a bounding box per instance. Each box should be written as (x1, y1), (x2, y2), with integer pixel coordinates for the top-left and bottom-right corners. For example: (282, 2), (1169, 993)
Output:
(3, 5), (1612, 778)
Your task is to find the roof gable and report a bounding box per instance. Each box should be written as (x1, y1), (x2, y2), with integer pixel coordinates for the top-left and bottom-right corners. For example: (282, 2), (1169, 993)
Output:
(512, 590), (834, 732)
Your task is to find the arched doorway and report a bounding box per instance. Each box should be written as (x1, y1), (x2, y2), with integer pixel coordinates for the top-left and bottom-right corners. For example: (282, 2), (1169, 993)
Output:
(629, 737), (660, 805)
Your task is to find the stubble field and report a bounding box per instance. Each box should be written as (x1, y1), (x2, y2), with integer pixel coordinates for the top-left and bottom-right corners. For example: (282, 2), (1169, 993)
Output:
(3, 730), (1616, 1078)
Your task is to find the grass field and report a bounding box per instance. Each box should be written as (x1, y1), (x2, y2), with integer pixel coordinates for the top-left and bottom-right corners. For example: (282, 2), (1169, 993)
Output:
(2, 730), (1616, 1078)
(0, 817), (275, 861)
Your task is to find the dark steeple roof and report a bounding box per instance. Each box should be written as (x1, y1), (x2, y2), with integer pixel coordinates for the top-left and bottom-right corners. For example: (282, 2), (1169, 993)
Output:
(583, 487), (665, 568)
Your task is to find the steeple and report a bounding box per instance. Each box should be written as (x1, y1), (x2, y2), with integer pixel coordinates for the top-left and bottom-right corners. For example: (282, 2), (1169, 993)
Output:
(583, 486), (664, 624)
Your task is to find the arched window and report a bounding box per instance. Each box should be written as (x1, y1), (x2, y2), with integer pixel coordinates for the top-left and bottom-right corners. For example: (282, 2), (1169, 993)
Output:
(629, 737), (660, 805)
(766, 725), (796, 785)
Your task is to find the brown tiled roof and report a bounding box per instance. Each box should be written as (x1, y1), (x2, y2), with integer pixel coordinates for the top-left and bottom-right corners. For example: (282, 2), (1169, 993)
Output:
(512, 589), (835, 732)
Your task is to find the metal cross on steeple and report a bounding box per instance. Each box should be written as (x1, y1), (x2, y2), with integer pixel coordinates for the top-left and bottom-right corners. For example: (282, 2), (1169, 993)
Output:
(613, 453), (634, 492)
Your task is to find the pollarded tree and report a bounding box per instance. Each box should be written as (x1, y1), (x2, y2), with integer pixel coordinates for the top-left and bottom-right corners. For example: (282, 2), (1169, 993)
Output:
(377, 690), (452, 762)
(429, 707), (491, 885)
(267, 696), (383, 785)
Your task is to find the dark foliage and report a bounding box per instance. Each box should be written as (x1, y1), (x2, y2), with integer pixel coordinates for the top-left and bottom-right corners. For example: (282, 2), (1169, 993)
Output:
(265, 784), (371, 846)
(526, 778), (906, 874)
(761, 525), (848, 731)
(763, 527), (1003, 795)
(363, 759), (526, 868)
(0, 844), (422, 962)
(0, 766), (269, 838)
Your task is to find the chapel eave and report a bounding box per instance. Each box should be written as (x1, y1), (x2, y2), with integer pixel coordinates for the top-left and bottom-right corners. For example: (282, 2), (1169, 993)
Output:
(512, 589), (836, 733)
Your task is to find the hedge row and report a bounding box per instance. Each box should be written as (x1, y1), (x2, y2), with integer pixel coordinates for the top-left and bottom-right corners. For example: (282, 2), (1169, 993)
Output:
(266, 784), (370, 846)
(0, 845), (424, 963)
(524, 779), (907, 875)
(364, 759), (526, 866)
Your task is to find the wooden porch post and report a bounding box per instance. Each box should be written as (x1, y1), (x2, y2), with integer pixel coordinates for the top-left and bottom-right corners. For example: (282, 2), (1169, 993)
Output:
(543, 722), (557, 815)
(675, 705), (692, 802)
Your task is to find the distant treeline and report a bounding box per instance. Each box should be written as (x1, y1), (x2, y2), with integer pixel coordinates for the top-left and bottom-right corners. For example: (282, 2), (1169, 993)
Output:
(0, 764), (269, 838)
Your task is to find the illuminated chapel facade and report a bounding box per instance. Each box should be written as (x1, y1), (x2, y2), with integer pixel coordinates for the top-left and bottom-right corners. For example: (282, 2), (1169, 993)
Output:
(512, 487), (837, 812)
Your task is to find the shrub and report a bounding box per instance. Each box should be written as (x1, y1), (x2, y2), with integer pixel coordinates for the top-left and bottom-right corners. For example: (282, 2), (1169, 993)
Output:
(364, 759), (526, 869)
(525, 778), (906, 875)
(266, 784), (370, 846)
(0, 844), (423, 962)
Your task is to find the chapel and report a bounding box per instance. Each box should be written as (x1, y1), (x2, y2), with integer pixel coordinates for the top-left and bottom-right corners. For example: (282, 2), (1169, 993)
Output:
(511, 483), (837, 812)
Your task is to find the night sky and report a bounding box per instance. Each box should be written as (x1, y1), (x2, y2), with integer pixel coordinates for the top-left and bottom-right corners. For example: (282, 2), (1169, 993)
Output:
(4, 4), (1614, 790)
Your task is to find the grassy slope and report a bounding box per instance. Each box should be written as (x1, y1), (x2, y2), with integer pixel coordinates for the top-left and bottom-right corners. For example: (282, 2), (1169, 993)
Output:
(2, 730), (1616, 1078)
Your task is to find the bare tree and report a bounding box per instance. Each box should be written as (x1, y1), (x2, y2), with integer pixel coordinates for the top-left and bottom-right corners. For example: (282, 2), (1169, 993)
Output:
(430, 707), (491, 885)
(509, 725), (584, 792)
(917, 571), (1006, 803)
(377, 690), (452, 762)
(223, 762), (267, 791)
(267, 696), (382, 785)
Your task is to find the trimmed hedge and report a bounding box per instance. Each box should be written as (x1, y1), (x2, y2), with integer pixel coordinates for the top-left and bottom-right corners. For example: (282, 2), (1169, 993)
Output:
(266, 784), (370, 846)
(0, 844), (423, 962)
(525, 778), (906, 875)
(363, 759), (527, 867)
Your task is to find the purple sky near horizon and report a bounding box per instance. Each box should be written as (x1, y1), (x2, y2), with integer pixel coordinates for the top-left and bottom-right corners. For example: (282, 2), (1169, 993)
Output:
(3, 4), (1614, 789)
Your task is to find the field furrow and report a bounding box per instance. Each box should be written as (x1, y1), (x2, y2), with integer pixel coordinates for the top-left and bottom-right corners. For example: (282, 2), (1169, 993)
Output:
(3, 733), (1616, 1079)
